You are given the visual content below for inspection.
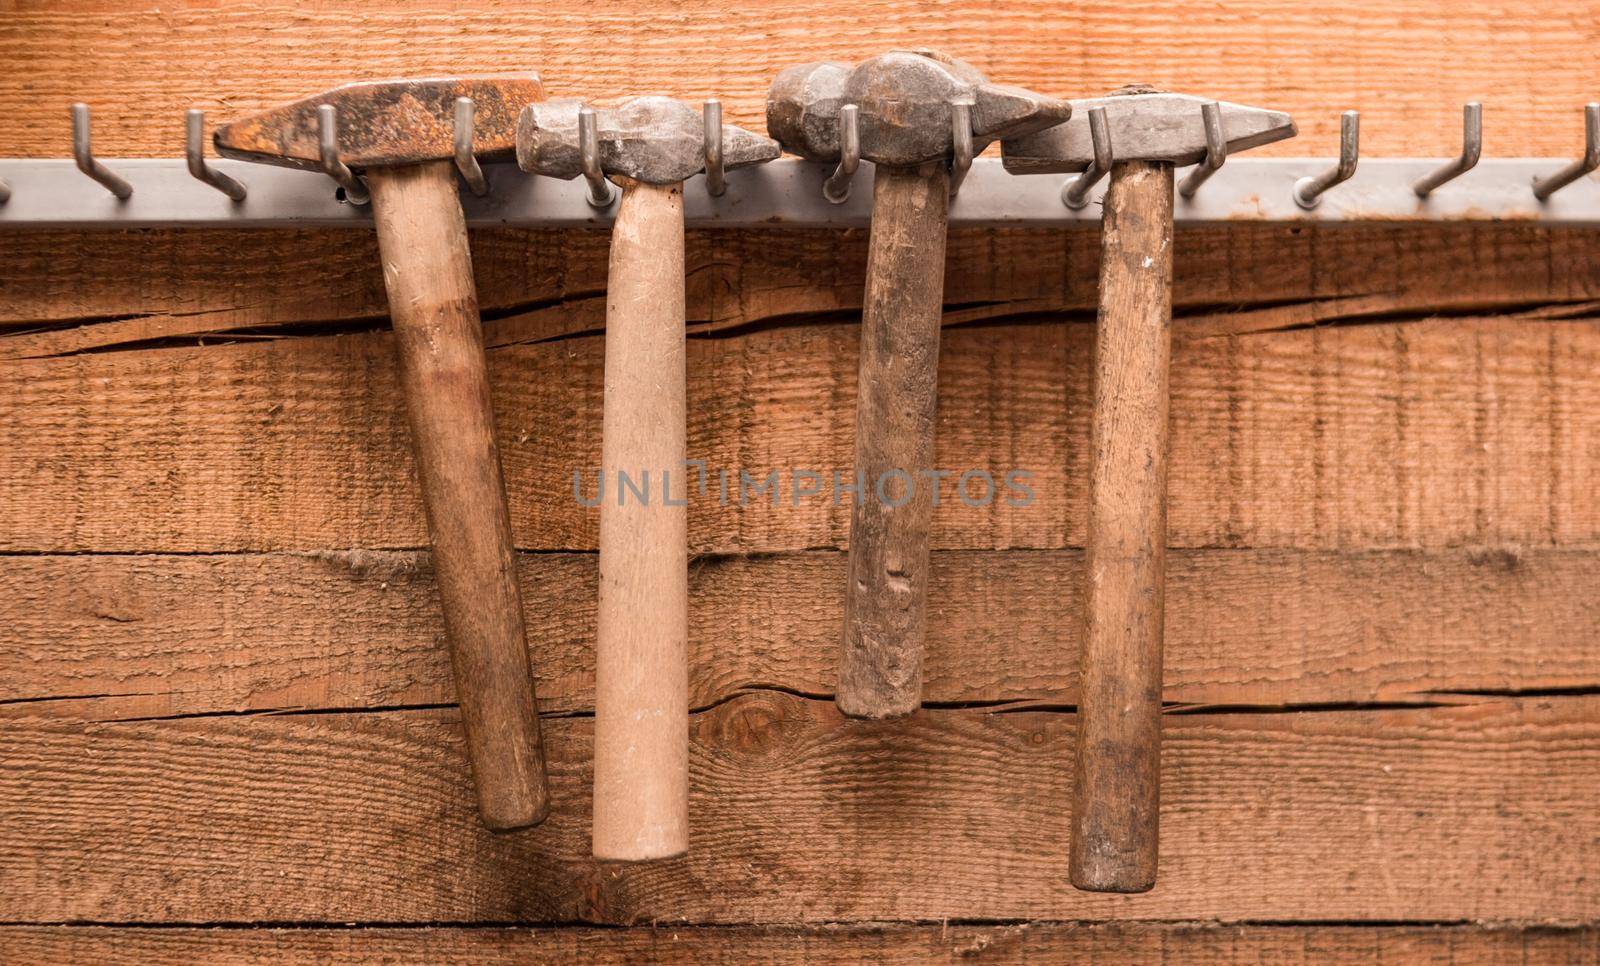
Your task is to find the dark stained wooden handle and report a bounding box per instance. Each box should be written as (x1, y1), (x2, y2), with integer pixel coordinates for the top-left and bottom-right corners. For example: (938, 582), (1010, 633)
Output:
(593, 180), (690, 861)
(837, 165), (950, 719)
(367, 161), (549, 831)
(1071, 159), (1173, 893)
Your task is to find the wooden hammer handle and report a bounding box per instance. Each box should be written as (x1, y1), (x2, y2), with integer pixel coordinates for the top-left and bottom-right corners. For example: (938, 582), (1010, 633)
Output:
(367, 161), (549, 831)
(593, 180), (690, 861)
(1072, 159), (1173, 893)
(837, 165), (950, 719)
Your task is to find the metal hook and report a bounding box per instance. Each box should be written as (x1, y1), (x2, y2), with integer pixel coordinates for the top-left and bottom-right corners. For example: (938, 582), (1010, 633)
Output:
(1413, 102), (1482, 198)
(1293, 110), (1359, 209)
(949, 100), (973, 198)
(453, 97), (489, 197)
(823, 104), (860, 204)
(71, 104), (133, 200)
(1061, 106), (1111, 210)
(1177, 101), (1226, 200)
(185, 109), (247, 202)
(316, 104), (369, 206)
(704, 99), (726, 197)
(1532, 102), (1600, 201)
(578, 106), (618, 209)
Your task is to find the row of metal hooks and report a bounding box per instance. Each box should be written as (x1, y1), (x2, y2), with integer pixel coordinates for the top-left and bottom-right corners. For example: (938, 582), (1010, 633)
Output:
(1069, 100), (1599, 208)
(7, 99), (1600, 211)
(1296, 102), (1598, 206)
(819, 99), (1600, 208)
(2, 96), (740, 207)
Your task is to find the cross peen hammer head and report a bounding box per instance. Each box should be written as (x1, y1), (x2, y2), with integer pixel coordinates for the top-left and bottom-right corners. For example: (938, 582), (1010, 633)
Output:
(1002, 87), (1296, 173)
(766, 49), (1072, 167)
(212, 75), (545, 171)
(516, 95), (778, 185)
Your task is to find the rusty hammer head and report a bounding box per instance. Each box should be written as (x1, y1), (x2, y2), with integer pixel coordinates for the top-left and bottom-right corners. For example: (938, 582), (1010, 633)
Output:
(766, 49), (1071, 168)
(516, 96), (778, 185)
(213, 75), (544, 171)
(1002, 86), (1296, 173)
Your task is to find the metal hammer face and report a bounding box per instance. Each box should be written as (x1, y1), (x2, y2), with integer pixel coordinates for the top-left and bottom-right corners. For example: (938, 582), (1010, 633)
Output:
(1002, 88), (1296, 173)
(766, 49), (1071, 167)
(516, 96), (778, 185)
(213, 75), (544, 171)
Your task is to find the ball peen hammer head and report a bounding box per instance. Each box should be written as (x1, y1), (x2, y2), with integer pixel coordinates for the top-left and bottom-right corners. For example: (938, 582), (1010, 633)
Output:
(212, 75), (545, 171)
(765, 49), (1071, 167)
(1002, 87), (1296, 173)
(516, 95), (779, 185)
(765, 62), (852, 162)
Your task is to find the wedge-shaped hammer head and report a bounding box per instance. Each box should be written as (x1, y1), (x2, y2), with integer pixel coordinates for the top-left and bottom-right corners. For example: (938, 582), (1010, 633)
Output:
(1002, 87), (1296, 173)
(516, 96), (778, 185)
(766, 49), (1071, 167)
(213, 75), (544, 171)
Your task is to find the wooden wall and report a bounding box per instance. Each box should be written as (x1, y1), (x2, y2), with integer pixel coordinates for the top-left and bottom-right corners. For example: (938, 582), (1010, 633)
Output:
(1, 2), (1597, 962)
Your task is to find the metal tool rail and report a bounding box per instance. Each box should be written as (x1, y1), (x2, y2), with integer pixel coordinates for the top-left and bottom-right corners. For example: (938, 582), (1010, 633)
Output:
(4, 98), (1599, 228)
(4, 155), (1600, 228)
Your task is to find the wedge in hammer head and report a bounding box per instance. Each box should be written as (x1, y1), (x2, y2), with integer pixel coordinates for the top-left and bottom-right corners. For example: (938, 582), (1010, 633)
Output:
(1001, 87), (1296, 173)
(516, 95), (778, 184)
(214, 75), (543, 170)
(766, 49), (1071, 166)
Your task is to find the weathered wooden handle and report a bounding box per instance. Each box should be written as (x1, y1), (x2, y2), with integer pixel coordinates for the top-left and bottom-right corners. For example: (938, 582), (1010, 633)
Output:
(367, 161), (549, 832)
(837, 165), (951, 719)
(593, 180), (690, 861)
(1071, 159), (1173, 893)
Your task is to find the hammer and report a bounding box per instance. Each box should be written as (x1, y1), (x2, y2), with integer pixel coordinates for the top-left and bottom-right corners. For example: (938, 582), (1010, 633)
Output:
(215, 76), (551, 831)
(767, 50), (1069, 720)
(1003, 89), (1296, 892)
(518, 97), (777, 860)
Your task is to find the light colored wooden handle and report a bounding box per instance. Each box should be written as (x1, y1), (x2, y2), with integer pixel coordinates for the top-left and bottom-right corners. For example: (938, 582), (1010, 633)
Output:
(367, 161), (549, 832)
(1072, 159), (1173, 893)
(837, 165), (950, 720)
(593, 180), (689, 861)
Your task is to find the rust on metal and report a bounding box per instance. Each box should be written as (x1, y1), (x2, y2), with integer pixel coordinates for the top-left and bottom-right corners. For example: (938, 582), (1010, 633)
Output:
(213, 75), (544, 171)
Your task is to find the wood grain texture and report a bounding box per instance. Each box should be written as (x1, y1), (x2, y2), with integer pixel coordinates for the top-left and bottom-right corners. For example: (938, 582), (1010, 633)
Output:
(1, 693), (1596, 924)
(5, 224), (1597, 560)
(2, 310), (1596, 555)
(3, 1), (1598, 159)
(368, 161), (547, 830)
(3, 924), (1597, 965)
(595, 181), (689, 860)
(3, 225), (1597, 351)
(838, 166), (950, 719)
(1075, 161), (1174, 892)
(2, 546), (1592, 721)
(4, 5), (1599, 940)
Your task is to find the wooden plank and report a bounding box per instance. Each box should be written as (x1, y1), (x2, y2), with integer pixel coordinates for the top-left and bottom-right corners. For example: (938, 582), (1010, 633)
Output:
(3, 3), (1595, 938)
(2, 924), (1596, 965)
(1, 1), (1597, 159)
(2, 547), (1594, 720)
(4, 225), (1597, 341)
(2, 311), (1595, 553)
(1, 694), (1595, 924)
(0, 228), (607, 345)
(6, 224), (1596, 555)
